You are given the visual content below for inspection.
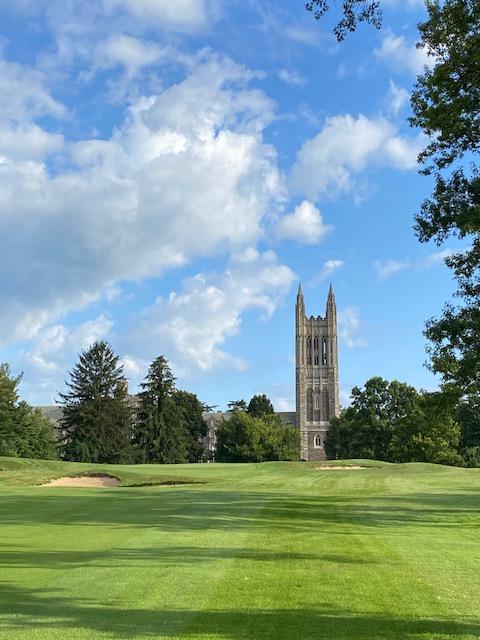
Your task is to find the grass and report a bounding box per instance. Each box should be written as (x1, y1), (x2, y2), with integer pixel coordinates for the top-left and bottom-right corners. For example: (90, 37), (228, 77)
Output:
(0, 457), (480, 639)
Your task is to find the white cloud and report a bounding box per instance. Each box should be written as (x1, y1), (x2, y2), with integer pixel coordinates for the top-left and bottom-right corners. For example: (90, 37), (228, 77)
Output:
(0, 58), (66, 121)
(96, 34), (171, 77)
(338, 307), (368, 349)
(277, 201), (331, 244)
(290, 114), (421, 200)
(375, 33), (430, 75)
(21, 314), (113, 375)
(374, 250), (453, 279)
(374, 259), (410, 280)
(103, 0), (220, 32)
(421, 249), (454, 267)
(124, 250), (295, 375)
(0, 55), (283, 344)
(277, 69), (306, 86)
(387, 80), (410, 115)
(313, 259), (344, 283)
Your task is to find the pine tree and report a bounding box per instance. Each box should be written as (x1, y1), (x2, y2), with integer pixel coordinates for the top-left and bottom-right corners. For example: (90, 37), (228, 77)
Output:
(0, 363), (22, 456)
(135, 356), (189, 464)
(247, 394), (274, 418)
(60, 341), (134, 463)
(0, 363), (58, 459)
(173, 390), (208, 462)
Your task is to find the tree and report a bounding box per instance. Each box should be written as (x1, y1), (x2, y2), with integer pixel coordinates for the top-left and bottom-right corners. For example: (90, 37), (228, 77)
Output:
(305, 0), (382, 41)
(388, 392), (462, 465)
(410, 1), (480, 395)
(456, 395), (480, 450)
(247, 394), (274, 418)
(227, 399), (247, 412)
(0, 363), (58, 459)
(13, 403), (59, 460)
(325, 377), (462, 464)
(60, 341), (134, 463)
(0, 363), (20, 456)
(173, 390), (208, 462)
(216, 411), (299, 462)
(135, 356), (189, 464)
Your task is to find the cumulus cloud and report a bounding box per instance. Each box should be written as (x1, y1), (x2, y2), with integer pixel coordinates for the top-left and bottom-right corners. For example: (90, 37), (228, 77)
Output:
(277, 201), (331, 244)
(290, 114), (422, 200)
(23, 314), (114, 374)
(338, 307), (368, 349)
(95, 34), (171, 77)
(375, 33), (430, 75)
(124, 250), (295, 375)
(0, 55), (283, 344)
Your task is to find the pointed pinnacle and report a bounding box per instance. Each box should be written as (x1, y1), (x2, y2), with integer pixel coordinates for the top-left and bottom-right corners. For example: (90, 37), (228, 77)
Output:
(297, 282), (303, 297)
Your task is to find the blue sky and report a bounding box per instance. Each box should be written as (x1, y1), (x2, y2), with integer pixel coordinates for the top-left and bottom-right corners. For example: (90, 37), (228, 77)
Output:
(0, 0), (457, 410)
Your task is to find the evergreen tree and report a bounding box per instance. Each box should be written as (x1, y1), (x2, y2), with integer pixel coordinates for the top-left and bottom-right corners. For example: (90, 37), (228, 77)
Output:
(227, 399), (247, 412)
(247, 394), (274, 418)
(135, 356), (189, 464)
(14, 403), (59, 460)
(0, 363), (20, 456)
(0, 363), (58, 459)
(172, 390), (208, 462)
(60, 341), (133, 463)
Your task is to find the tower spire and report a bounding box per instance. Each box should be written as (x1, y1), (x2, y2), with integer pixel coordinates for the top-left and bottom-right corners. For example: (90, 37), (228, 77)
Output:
(326, 282), (336, 317)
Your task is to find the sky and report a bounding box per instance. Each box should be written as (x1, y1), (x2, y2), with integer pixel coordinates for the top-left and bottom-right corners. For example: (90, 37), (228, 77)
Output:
(0, 0), (458, 411)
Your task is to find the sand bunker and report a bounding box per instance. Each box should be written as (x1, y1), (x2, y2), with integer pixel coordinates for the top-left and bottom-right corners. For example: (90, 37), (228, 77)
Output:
(315, 465), (367, 470)
(42, 475), (120, 487)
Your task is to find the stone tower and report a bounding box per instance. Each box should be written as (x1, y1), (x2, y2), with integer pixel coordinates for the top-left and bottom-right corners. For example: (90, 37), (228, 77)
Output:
(296, 284), (340, 461)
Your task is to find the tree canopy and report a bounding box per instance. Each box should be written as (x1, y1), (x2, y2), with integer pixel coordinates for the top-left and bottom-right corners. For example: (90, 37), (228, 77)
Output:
(325, 377), (462, 465)
(59, 341), (134, 463)
(409, 1), (480, 396)
(247, 394), (274, 418)
(305, 0), (382, 41)
(216, 411), (299, 463)
(0, 363), (58, 459)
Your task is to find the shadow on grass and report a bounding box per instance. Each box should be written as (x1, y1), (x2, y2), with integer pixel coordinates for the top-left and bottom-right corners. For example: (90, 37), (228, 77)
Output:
(0, 489), (479, 533)
(0, 544), (376, 570)
(0, 583), (478, 639)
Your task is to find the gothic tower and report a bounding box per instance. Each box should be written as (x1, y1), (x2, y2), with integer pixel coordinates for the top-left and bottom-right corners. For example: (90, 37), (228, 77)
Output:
(296, 284), (340, 461)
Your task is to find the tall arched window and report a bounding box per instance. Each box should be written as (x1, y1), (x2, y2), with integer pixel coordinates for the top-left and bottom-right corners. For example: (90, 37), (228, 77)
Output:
(314, 434), (323, 448)
(314, 393), (320, 410)
(306, 335), (312, 365)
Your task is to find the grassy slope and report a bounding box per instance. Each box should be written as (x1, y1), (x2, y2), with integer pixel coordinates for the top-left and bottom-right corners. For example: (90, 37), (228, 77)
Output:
(0, 458), (479, 639)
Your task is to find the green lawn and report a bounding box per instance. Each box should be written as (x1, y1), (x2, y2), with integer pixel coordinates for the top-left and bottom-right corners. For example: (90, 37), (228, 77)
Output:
(0, 457), (479, 639)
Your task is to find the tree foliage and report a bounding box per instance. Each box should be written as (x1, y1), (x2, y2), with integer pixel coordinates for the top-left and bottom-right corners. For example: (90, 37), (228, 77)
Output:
(325, 377), (462, 465)
(305, 0), (382, 41)
(216, 411), (299, 462)
(410, 1), (480, 394)
(135, 356), (189, 464)
(247, 394), (274, 418)
(227, 399), (247, 412)
(173, 390), (208, 462)
(60, 341), (134, 463)
(0, 363), (58, 459)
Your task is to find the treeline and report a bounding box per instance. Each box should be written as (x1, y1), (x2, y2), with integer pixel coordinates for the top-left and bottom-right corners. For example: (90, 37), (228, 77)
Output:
(326, 377), (480, 467)
(216, 395), (299, 462)
(60, 341), (208, 464)
(0, 364), (58, 459)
